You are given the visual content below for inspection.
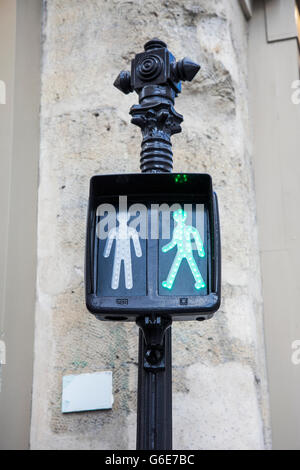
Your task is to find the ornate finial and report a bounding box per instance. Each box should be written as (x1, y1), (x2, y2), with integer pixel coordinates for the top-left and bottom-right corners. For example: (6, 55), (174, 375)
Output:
(114, 39), (200, 173)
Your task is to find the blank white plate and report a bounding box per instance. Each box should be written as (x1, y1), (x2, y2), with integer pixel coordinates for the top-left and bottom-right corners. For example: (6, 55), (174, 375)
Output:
(62, 371), (113, 413)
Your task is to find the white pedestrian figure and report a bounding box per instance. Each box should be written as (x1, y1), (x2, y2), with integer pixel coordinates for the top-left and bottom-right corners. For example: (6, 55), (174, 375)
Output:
(104, 211), (142, 290)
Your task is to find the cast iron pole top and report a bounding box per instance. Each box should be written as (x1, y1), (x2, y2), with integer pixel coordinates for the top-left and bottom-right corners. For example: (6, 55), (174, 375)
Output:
(114, 38), (200, 97)
(113, 39), (200, 173)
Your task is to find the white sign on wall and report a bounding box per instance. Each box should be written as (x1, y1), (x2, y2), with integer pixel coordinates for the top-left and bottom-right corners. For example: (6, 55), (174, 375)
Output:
(62, 371), (113, 413)
(0, 80), (6, 104)
(0, 340), (6, 365)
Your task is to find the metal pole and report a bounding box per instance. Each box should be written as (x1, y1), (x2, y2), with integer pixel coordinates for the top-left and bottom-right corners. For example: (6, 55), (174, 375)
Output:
(136, 325), (172, 450)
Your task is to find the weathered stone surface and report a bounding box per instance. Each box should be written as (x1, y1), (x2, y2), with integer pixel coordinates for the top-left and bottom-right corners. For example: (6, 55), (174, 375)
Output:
(31, 0), (271, 449)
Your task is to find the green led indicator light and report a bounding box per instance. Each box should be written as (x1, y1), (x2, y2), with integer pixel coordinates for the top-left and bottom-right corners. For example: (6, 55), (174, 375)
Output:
(174, 174), (188, 184)
(161, 209), (206, 290)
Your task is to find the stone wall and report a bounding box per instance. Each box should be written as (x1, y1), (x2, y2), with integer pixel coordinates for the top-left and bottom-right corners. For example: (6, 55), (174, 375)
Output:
(31, 0), (271, 449)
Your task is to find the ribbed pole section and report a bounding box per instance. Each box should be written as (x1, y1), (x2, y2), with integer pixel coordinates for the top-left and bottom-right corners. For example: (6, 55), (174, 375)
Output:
(140, 135), (173, 173)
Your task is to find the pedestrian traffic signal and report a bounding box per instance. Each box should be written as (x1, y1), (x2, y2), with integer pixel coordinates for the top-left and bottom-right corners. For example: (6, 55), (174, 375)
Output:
(85, 173), (221, 321)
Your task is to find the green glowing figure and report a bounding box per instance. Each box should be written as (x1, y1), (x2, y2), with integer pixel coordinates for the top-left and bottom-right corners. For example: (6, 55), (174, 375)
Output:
(162, 209), (206, 290)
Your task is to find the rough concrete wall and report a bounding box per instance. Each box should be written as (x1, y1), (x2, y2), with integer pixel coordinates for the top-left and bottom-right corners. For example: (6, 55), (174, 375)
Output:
(31, 0), (271, 450)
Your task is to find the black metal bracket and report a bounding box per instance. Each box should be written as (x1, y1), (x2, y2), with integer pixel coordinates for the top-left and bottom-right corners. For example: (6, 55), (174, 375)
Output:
(136, 316), (172, 371)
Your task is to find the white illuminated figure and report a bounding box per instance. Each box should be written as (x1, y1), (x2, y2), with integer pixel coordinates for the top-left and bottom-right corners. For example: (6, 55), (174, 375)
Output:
(104, 211), (142, 290)
(162, 208), (206, 290)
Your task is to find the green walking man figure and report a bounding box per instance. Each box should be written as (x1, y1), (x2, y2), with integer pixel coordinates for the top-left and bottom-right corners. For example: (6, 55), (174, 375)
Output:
(162, 208), (206, 290)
